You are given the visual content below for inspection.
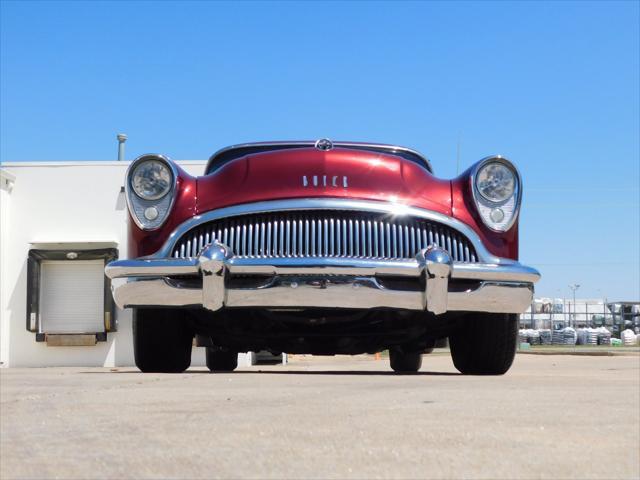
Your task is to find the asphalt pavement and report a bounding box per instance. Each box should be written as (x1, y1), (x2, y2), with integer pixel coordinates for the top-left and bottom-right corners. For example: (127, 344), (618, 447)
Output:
(1, 354), (639, 479)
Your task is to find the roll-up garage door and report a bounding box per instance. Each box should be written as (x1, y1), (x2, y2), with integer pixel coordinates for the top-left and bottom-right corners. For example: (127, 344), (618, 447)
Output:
(39, 259), (105, 334)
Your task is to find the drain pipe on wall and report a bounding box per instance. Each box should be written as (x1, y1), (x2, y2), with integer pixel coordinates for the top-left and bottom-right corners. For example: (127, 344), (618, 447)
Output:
(116, 134), (128, 210)
(117, 133), (127, 161)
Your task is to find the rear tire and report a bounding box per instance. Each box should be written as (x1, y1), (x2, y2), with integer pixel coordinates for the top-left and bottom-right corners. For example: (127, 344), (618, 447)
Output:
(389, 348), (423, 373)
(449, 313), (518, 375)
(133, 308), (193, 373)
(206, 348), (238, 372)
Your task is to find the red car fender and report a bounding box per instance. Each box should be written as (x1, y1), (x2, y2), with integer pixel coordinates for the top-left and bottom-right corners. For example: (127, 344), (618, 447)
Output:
(127, 164), (197, 258)
(450, 171), (519, 260)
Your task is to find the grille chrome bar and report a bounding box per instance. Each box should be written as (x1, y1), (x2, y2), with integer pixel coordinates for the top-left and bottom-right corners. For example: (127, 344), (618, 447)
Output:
(172, 210), (478, 263)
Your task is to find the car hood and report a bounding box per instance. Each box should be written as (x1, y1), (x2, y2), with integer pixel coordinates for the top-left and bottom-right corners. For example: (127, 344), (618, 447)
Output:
(196, 147), (452, 215)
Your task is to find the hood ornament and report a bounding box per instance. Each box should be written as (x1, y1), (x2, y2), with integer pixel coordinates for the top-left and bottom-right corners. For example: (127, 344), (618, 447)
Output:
(314, 138), (333, 151)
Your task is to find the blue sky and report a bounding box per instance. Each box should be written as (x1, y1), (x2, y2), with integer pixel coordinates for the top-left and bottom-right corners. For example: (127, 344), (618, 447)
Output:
(1, 1), (639, 300)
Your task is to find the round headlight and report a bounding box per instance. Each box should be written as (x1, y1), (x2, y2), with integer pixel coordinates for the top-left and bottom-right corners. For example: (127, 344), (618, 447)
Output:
(130, 160), (172, 200)
(475, 162), (516, 203)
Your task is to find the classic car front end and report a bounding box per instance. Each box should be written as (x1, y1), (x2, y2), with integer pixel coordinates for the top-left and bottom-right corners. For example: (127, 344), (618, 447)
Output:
(106, 140), (540, 374)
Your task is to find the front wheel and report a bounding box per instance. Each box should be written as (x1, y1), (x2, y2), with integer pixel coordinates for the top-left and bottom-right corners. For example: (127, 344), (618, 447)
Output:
(389, 348), (423, 373)
(133, 308), (193, 373)
(449, 313), (518, 375)
(206, 348), (238, 372)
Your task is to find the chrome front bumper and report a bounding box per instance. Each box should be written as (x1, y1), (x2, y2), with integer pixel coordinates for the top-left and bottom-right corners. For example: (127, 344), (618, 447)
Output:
(106, 242), (540, 315)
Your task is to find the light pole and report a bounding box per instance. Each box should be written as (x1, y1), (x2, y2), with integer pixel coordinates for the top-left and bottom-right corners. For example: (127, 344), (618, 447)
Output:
(597, 289), (607, 327)
(569, 284), (580, 328)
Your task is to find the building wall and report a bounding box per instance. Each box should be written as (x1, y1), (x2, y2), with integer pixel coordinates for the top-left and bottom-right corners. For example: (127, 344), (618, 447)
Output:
(1, 170), (16, 366)
(0, 161), (215, 367)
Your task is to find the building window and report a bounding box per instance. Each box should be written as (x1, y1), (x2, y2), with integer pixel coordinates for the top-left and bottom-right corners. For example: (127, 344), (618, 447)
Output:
(27, 248), (118, 342)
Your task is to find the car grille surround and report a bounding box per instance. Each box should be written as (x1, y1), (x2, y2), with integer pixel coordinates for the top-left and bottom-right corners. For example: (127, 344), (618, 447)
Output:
(171, 210), (478, 263)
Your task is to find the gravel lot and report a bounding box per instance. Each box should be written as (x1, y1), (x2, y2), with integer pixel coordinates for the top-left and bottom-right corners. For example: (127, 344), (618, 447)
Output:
(1, 354), (639, 479)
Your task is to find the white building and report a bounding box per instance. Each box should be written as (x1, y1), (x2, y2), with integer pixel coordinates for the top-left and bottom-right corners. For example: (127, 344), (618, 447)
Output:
(0, 160), (261, 367)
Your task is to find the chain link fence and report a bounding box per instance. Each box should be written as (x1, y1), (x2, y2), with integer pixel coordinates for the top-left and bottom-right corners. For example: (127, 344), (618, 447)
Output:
(520, 299), (640, 338)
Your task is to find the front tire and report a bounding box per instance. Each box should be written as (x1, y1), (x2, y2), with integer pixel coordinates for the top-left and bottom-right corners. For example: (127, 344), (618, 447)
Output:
(133, 308), (193, 373)
(206, 348), (238, 372)
(389, 348), (423, 373)
(449, 313), (518, 375)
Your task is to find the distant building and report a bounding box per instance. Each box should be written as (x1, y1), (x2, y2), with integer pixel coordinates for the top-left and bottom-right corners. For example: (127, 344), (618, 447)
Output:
(521, 298), (639, 335)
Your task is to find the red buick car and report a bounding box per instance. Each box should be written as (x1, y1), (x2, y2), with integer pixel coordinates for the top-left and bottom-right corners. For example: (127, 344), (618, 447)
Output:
(106, 140), (540, 374)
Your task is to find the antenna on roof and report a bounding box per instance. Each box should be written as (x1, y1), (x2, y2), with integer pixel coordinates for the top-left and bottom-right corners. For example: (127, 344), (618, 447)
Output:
(117, 133), (127, 161)
(456, 133), (461, 175)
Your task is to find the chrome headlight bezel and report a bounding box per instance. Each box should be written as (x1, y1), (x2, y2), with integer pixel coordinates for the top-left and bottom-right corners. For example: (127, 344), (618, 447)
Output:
(125, 154), (178, 231)
(470, 156), (522, 232)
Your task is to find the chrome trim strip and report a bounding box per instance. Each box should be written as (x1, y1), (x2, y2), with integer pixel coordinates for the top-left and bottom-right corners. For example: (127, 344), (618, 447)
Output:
(228, 258), (540, 283)
(113, 278), (203, 308)
(106, 256), (541, 284)
(225, 257), (423, 277)
(447, 282), (534, 313)
(451, 262), (540, 283)
(106, 258), (199, 278)
(152, 198), (508, 264)
(206, 141), (433, 173)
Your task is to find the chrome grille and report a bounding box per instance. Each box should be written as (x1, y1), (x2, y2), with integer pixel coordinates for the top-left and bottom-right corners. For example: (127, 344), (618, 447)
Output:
(171, 210), (478, 262)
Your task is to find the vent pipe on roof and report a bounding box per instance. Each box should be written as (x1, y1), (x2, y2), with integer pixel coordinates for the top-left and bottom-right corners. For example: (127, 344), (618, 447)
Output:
(117, 133), (127, 161)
